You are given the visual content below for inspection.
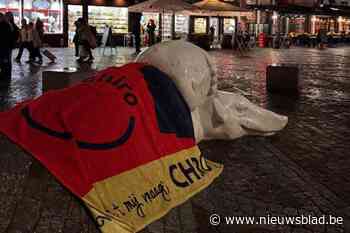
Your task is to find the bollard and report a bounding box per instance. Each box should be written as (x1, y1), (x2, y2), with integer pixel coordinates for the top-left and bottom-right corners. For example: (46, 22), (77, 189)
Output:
(42, 67), (96, 91)
(266, 64), (299, 93)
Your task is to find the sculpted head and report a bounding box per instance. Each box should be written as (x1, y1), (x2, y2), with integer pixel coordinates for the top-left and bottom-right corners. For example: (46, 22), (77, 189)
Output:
(136, 40), (288, 142)
(136, 40), (217, 111)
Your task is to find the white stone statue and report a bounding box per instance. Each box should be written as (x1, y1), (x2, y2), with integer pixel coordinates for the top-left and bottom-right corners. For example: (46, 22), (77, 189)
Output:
(136, 40), (288, 143)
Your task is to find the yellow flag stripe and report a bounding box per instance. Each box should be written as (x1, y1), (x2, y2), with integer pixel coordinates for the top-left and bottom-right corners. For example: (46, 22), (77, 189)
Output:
(83, 146), (223, 233)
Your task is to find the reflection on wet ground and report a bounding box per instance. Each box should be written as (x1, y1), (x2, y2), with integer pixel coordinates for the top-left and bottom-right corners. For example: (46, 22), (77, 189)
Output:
(1, 46), (350, 233)
(0, 48), (133, 110)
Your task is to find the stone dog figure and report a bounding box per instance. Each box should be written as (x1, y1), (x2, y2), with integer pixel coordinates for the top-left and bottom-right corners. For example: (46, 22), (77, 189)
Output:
(136, 40), (288, 143)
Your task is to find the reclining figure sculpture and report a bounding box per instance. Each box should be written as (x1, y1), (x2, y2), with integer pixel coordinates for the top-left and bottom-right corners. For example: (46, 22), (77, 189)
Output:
(136, 40), (288, 142)
(0, 41), (288, 233)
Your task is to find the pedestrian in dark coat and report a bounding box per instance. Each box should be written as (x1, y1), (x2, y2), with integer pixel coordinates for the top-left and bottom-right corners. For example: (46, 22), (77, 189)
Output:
(5, 12), (19, 48)
(147, 19), (156, 46)
(76, 18), (96, 63)
(32, 18), (44, 64)
(15, 19), (31, 62)
(0, 12), (17, 85)
(132, 13), (142, 54)
(73, 20), (80, 57)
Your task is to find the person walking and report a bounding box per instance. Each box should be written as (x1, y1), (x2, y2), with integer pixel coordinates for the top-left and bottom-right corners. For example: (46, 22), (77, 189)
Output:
(5, 12), (19, 48)
(243, 30), (250, 49)
(15, 19), (31, 62)
(36, 18), (44, 39)
(0, 12), (19, 85)
(76, 18), (96, 63)
(146, 19), (156, 46)
(209, 25), (215, 45)
(31, 18), (44, 64)
(24, 22), (35, 63)
(28, 21), (43, 64)
(132, 13), (141, 54)
(73, 20), (80, 57)
(0, 13), (14, 85)
(31, 27), (42, 64)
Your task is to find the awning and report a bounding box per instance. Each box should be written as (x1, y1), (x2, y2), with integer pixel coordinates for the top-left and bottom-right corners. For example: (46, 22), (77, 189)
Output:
(193, 0), (244, 11)
(192, 0), (248, 16)
(128, 0), (199, 14)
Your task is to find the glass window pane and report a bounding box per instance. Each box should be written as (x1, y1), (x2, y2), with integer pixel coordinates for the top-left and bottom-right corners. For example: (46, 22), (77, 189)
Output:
(194, 17), (206, 34)
(209, 17), (219, 37)
(162, 13), (172, 38)
(23, 0), (63, 33)
(224, 18), (235, 34)
(0, 0), (21, 25)
(175, 14), (189, 34)
(88, 6), (128, 34)
(68, 5), (82, 45)
(141, 13), (159, 35)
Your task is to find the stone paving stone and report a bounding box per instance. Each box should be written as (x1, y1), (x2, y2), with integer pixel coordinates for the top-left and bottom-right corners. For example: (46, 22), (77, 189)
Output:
(1, 46), (350, 233)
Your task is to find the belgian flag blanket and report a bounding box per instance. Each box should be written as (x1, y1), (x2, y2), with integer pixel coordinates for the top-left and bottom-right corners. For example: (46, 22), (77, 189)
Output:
(0, 63), (223, 233)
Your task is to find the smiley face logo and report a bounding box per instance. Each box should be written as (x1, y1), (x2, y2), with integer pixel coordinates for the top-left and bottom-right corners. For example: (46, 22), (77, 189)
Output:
(21, 70), (138, 151)
(20, 64), (194, 152)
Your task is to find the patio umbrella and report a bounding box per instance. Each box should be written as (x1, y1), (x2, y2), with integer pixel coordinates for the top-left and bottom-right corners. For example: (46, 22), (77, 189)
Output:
(192, 0), (247, 16)
(128, 0), (197, 13)
(129, 0), (199, 39)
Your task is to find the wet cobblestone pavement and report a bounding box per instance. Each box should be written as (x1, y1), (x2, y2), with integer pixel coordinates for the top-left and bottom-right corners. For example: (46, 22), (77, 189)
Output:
(1, 46), (350, 233)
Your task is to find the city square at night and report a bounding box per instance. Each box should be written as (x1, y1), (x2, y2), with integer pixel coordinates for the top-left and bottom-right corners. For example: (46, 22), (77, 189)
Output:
(0, 0), (350, 233)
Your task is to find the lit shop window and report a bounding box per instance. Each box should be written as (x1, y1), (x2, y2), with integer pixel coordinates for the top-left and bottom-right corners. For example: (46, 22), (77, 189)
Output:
(162, 13), (172, 38)
(194, 17), (206, 34)
(0, 0), (21, 25)
(68, 4), (82, 45)
(23, 0), (63, 33)
(209, 17), (219, 37)
(141, 13), (159, 35)
(289, 17), (305, 34)
(223, 18), (236, 34)
(175, 14), (189, 33)
(88, 6), (128, 34)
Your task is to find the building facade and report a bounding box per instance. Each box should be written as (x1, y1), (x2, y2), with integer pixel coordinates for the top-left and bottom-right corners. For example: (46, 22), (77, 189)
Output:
(247, 0), (350, 35)
(0, 0), (136, 47)
(0, 0), (257, 46)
